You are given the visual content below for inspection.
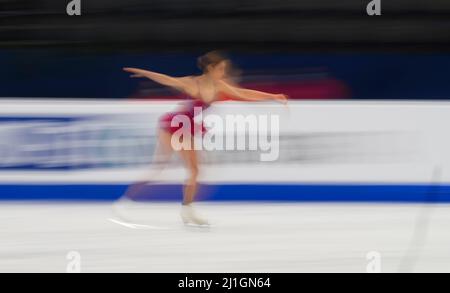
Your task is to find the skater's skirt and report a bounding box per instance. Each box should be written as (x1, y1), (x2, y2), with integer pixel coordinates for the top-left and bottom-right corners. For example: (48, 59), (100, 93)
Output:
(159, 111), (207, 136)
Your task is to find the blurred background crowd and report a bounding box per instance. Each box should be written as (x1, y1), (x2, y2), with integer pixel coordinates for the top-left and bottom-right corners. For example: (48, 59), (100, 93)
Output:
(0, 0), (449, 100)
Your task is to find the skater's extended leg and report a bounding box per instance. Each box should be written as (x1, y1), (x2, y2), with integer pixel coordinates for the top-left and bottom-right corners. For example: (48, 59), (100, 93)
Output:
(119, 129), (173, 201)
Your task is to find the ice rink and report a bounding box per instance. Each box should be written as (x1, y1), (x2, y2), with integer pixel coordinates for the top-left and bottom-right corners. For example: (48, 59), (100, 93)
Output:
(1, 201), (450, 273)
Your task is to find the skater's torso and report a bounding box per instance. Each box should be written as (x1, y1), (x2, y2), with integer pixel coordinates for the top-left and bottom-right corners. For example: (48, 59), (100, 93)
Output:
(159, 76), (216, 135)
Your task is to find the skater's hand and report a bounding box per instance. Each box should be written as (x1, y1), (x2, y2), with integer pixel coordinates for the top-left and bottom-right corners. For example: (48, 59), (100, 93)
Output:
(123, 67), (145, 78)
(273, 94), (289, 105)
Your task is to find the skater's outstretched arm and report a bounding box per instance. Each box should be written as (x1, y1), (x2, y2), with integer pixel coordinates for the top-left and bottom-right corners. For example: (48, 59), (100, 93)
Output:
(123, 67), (194, 93)
(217, 80), (288, 104)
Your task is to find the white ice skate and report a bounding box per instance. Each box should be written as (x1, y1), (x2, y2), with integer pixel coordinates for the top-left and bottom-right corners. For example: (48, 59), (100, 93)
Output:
(111, 196), (135, 223)
(180, 204), (210, 227)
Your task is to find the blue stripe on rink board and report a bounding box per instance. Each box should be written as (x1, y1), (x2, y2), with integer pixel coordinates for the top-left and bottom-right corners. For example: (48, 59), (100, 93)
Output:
(0, 183), (449, 202)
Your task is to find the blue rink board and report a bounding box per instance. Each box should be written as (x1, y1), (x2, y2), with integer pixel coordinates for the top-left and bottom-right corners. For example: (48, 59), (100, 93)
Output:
(0, 184), (449, 202)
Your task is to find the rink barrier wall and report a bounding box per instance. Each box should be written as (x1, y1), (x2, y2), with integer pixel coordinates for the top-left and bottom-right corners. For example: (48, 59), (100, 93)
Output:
(0, 183), (448, 202)
(0, 99), (449, 202)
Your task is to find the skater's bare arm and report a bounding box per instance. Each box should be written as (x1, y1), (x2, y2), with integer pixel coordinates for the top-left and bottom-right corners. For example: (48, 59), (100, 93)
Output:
(217, 80), (288, 104)
(123, 67), (193, 93)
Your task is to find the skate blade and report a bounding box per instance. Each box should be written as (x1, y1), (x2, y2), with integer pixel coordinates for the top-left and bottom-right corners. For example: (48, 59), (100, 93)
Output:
(183, 222), (212, 229)
(108, 218), (170, 230)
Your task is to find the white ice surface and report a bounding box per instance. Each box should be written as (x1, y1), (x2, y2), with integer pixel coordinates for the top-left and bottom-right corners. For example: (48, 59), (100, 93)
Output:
(1, 202), (449, 272)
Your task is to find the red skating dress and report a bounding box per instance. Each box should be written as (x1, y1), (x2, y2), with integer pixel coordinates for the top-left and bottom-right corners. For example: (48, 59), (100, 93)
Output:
(159, 98), (211, 136)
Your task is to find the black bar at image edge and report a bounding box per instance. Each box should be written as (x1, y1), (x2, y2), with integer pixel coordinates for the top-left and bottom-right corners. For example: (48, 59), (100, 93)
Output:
(0, 273), (444, 291)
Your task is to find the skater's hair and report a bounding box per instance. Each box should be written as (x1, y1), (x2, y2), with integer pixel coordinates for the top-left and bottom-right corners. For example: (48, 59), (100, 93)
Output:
(197, 51), (229, 73)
